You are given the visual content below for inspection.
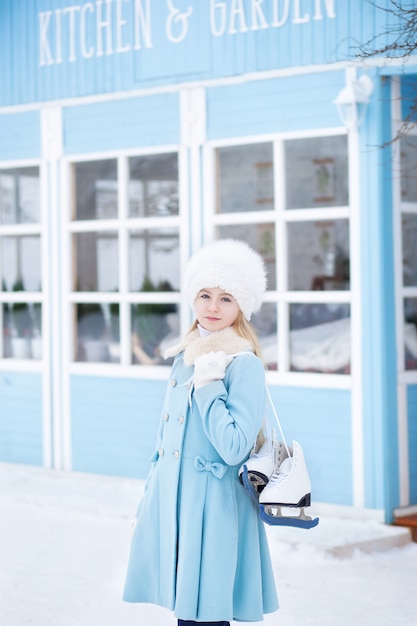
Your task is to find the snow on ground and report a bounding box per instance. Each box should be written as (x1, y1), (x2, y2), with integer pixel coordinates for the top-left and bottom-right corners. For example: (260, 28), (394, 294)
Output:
(0, 462), (416, 626)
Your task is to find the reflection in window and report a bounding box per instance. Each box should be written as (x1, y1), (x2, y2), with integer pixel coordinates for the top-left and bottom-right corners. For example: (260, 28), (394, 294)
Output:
(402, 214), (417, 287)
(73, 160), (118, 220)
(131, 304), (179, 365)
(2, 301), (42, 360)
(289, 303), (350, 373)
(129, 153), (179, 217)
(400, 136), (417, 202)
(285, 136), (348, 209)
(216, 224), (276, 290)
(252, 302), (278, 371)
(288, 220), (350, 290)
(75, 302), (120, 363)
(405, 298), (417, 370)
(0, 167), (40, 224)
(1, 236), (42, 292)
(73, 232), (119, 292)
(129, 229), (180, 292)
(217, 143), (274, 213)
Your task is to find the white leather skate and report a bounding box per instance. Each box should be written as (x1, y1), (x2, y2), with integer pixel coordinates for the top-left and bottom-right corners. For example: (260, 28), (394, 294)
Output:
(239, 439), (291, 503)
(259, 440), (319, 529)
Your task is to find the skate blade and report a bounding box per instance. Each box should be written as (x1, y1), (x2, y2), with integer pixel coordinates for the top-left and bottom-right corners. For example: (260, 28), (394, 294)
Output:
(259, 504), (319, 529)
(241, 465), (262, 504)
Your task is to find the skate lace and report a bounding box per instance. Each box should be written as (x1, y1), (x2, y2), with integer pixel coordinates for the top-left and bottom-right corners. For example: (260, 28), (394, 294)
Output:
(268, 467), (289, 486)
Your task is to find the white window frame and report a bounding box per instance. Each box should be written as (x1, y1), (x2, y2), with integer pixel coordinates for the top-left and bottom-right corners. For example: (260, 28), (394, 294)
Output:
(61, 144), (189, 381)
(203, 128), (353, 390)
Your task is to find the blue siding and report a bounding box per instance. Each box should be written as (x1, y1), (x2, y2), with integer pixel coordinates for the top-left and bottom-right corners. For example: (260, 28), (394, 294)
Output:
(0, 111), (40, 160)
(0, 371), (43, 465)
(206, 71), (344, 139)
(0, 1), (405, 106)
(63, 93), (179, 154)
(268, 386), (352, 506)
(360, 74), (399, 516)
(401, 74), (417, 122)
(71, 375), (165, 477)
(408, 385), (417, 503)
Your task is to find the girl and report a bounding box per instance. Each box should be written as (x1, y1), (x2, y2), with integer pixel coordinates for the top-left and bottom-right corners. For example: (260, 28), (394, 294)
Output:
(123, 239), (279, 626)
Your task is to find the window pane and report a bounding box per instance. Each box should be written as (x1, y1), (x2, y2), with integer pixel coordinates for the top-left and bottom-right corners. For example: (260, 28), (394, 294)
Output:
(75, 303), (118, 363)
(216, 224), (276, 290)
(73, 160), (118, 220)
(73, 232), (119, 292)
(129, 228), (180, 292)
(285, 136), (348, 209)
(405, 298), (417, 370)
(288, 220), (350, 290)
(2, 301), (42, 360)
(1, 236), (42, 292)
(402, 213), (417, 286)
(131, 304), (179, 365)
(129, 153), (179, 217)
(0, 167), (40, 224)
(217, 143), (274, 213)
(252, 302), (278, 371)
(290, 303), (350, 373)
(400, 136), (417, 202)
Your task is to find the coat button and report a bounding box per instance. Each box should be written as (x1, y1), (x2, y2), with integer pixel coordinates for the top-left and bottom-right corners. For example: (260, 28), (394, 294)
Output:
(173, 450), (180, 459)
(158, 448), (164, 457)
(163, 413), (169, 421)
(170, 379), (177, 387)
(178, 416), (184, 424)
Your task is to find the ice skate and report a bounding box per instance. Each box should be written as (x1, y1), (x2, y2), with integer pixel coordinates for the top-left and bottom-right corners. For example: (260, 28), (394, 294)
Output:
(239, 439), (291, 503)
(259, 440), (319, 529)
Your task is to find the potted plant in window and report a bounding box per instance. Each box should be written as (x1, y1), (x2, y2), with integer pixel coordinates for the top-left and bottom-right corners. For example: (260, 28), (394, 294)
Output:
(132, 277), (177, 364)
(77, 301), (107, 362)
(11, 277), (32, 358)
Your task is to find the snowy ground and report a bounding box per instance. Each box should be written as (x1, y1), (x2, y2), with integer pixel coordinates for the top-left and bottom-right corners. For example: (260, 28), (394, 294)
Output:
(1, 462), (416, 626)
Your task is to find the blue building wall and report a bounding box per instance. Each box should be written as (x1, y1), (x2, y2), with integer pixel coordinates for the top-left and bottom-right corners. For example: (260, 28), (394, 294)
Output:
(0, 0), (400, 106)
(408, 385), (417, 503)
(0, 372), (43, 465)
(71, 375), (165, 477)
(0, 111), (41, 160)
(63, 92), (180, 154)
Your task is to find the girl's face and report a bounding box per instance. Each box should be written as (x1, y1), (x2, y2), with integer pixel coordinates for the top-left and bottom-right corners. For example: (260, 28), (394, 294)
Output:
(194, 287), (240, 332)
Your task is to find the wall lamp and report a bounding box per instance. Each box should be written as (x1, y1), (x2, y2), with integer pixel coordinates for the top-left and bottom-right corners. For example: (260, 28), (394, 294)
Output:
(333, 72), (374, 129)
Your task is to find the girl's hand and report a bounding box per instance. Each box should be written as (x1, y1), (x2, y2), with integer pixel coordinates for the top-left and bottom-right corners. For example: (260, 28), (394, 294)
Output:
(194, 351), (232, 389)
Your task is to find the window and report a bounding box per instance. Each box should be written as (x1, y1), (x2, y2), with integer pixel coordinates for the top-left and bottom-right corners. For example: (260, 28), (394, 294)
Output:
(70, 152), (180, 366)
(0, 166), (42, 360)
(400, 135), (417, 370)
(212, 135), (350, 375)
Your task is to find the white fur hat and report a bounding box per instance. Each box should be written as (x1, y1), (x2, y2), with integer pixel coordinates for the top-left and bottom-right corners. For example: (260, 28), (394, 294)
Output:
(184, 239), (267, 320)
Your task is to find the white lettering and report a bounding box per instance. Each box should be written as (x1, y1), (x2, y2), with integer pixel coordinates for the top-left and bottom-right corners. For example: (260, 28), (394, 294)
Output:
(63, 5), (81, 61)
(210, 0), (227, 37)
(39, 11), (54, 65)
(134, 0), (152, 49)
(116, 0), (131, 52)
(55, 9), (63, 64)
(228, 0), (248, 34)
(314, 0), (336, 20)
(96, 0), (113, 56)
(251, 0), (268, 30)
(293, 0), (309, 24)
(166, 0), (193, 44)
(80, 3), (95, 58)
(272, 0), (290, 27)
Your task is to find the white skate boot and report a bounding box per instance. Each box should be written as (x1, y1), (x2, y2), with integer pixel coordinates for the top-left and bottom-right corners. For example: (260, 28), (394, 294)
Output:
(259, 440), (319, 529)
(239, 440), (291, 504)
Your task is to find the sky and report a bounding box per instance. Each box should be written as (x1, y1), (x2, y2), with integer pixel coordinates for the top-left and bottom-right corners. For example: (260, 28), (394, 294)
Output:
(1, 461), (416, 626)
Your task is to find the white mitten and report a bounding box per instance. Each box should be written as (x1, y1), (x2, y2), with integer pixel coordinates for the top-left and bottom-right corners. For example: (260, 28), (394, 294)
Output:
(194, 351), (232, 390)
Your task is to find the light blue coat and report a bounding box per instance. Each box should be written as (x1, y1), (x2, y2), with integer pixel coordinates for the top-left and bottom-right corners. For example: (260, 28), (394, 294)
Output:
(123, 327), (279, 622)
